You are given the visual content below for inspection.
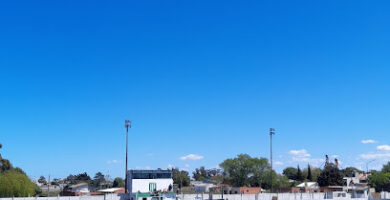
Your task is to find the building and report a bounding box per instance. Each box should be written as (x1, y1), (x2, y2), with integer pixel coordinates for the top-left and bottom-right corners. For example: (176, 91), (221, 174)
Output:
(127, 169), (175, 200)
(291, 182), (319, 193)
(191, 181), (217, 193)
(212, 185), (262, 194)
(236, 187), (262, 194)
(61, 182), (90, 196)
(98, 187), (125, 194)
(343, 172), (370, 198)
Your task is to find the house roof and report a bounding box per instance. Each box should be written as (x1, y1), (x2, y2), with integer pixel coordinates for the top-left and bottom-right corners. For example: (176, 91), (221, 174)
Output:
(296, 182), (318, 188)
(70, 182), (88, 188)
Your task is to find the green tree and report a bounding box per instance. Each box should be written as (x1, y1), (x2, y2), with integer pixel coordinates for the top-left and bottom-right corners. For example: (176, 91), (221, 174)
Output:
(192, 167), (208, 181)
(220, 154), (256, 187)
(38, 176), (47, 185)
(92, 172), (106, 189)
(341, 167), (362, 177)
(296, 166), (304, 182)
(220, 154), (274, 189)
(369, 172), (390, 192)
(274, 174), (291, 188)
(248, 157), (272, 189)
(0, 169), (38, 197)
(283, 167), (298, 180)
(113, 177), (124, 187)
(172, 168), (190, 188)
(310, 167), (322, 182)
(317, 165), (344, 187)
(307, 165), (313, 181)
(0, 144), (39, 197)
(382, 162), (390, 174)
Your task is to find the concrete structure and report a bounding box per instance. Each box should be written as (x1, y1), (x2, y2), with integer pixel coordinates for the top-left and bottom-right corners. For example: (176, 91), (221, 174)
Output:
(98, 188), (125, 194)
(190, 181), (216, 193)
(236, 187), (262, 194)
(67, 183), (90, 196)
(127, 169), (173, 194)
(291, 182), (319, 193)
(343, 172), (369, 198)
(126, 169), (175, 200)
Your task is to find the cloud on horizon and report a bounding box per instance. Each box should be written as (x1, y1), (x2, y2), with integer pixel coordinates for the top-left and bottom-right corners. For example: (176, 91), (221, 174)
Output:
(361, 139), (377, 144)
(180, 154), (204, 161)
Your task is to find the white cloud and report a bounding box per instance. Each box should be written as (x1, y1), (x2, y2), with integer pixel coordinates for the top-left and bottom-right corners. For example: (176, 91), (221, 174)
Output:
(185, 164), (190, 168)
(288, 149), (324, 167)
(289, 149), (311, 157)
(289, 149), (311, 162)
(377, 145), (390, 151)
(361, 139), (377, 144)
(168, 164), (174, 169)
(274, 161), (284, 166)
(180, 154), (204, 161)
(360, 152), (390, 160)
(107, 160), (119, 164)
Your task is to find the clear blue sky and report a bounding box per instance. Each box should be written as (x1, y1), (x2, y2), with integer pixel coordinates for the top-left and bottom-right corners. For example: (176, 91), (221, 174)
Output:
(1, 0), (390, 180)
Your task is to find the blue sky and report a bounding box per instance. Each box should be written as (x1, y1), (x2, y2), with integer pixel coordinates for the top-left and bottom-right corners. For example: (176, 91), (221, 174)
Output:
(1, 0), (390, 180)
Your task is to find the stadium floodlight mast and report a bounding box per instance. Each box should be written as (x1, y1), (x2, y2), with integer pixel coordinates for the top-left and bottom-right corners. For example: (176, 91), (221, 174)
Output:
(269, 128), (275, 193)
(125, 120), (131, 194)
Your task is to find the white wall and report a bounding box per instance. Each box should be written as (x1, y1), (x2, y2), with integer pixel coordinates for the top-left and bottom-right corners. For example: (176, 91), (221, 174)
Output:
(0, 193), (371, 200)
(131, 179), (173, 193)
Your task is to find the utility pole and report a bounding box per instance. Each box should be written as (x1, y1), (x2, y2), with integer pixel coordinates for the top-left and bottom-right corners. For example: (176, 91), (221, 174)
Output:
(366, 160), (375, 173)
(125, 120), (131, 194)
(269, 128), (275, 193)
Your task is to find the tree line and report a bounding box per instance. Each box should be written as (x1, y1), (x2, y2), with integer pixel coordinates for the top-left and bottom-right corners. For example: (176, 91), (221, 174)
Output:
(172, 153), (390, 192)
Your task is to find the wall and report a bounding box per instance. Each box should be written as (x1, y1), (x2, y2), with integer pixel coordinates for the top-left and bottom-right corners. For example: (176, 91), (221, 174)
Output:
(0, 193), (370, 200)
(131, 179), (173, 193)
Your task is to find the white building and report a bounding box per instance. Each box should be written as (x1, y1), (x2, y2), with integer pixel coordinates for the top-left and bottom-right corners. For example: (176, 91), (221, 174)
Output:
(70, 183), (90, 195)
(127, 169), (174, 194)
(190, 181), (216, 193)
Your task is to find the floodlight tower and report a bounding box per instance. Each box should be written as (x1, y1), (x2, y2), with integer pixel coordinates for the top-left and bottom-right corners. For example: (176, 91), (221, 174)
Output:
(125, 120), (131, 194)
(270, 128), (275, 193)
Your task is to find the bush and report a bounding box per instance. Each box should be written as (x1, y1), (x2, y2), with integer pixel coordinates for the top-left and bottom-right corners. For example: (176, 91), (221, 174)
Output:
(0, 170), (37, 197)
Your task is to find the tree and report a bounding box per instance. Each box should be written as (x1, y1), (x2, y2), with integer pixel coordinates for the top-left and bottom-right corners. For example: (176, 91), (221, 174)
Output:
(369, 172), (390, 192)
(341, 167), (362, 177)
(283, 167), (297, 180)
(248, 157), (272, 189)
(220, 154), (273, 189)
(0, 159), (12, 173)
(274, 174), (291, 189)
(193, 167), (223, 182)
(317, 165), (344, 187)
(65, 172), (91, 185)
(0, 169), (38, 197)
(38, 176), (47, 185)
(310, 167), (322, 182)
(296, 166), (304, 182)
(382, 162), (390, 174)
(172, 168), (190, 188)
(307, 165), (313, 181)
(192, 167), (208, 181)
(92, 172), (106, 189)
(76, 172), (91, 182)
(113, 177), (124, 187)
(0, 144), (39, 197)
